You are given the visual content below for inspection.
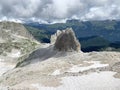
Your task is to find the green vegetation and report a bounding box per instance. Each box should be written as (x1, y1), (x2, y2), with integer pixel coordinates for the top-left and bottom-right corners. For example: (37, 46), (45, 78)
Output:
(80, 36), (109, 49)
(25, 20), (120, 52)
(25, 25), (50, 42)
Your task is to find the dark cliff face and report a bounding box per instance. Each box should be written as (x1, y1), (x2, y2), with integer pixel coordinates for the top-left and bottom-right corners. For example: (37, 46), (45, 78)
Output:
(54, 28), (81, 52)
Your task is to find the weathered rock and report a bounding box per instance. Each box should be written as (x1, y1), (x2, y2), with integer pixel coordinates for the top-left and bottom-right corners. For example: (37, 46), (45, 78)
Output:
(54, 28), (81, 52)
(0, 21), (40, 63)
(0, 21), (34, 41)
(50, 30), (61, 44)
(112, 62), (120, 73)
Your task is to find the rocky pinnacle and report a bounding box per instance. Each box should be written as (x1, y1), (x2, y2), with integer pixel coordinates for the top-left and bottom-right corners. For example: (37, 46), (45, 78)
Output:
(54, 28), (81, 52)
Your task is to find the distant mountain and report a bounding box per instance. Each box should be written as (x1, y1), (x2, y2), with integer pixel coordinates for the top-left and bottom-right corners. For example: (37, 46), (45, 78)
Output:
(25, 19), (120, 41)
(24, 20), (120, 52)
(78, 36), (109, 52)
(24, 25), (50, 43)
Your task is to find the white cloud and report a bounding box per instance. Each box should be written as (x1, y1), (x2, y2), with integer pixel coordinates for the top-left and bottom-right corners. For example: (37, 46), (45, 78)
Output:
(0, 0), (120, 22)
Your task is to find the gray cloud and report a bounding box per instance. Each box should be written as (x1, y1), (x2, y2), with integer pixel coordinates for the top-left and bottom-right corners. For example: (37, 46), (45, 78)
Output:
(0, 0), (120, 23)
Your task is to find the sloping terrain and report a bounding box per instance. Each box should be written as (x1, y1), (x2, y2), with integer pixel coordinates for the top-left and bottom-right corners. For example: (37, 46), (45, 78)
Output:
(0, 21), (40, 63)
(0, 21), (41, 81)
(0, 45), (120, 90)
(0, 28), (120, 90)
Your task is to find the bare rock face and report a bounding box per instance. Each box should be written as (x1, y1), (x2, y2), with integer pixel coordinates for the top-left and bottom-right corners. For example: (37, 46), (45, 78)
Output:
(112, 62), (120, 73)
(54, 28), (81, 52)
(0, 21), (34, 40)
(50, 30), (61, 44)
(0, 21), (39, 63)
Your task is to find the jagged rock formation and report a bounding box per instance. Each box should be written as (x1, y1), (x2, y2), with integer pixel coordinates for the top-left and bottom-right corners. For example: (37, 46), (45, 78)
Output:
(54, 28), (81, 52)
(16, 28), (81, 67)
(50, 30), (61, 44)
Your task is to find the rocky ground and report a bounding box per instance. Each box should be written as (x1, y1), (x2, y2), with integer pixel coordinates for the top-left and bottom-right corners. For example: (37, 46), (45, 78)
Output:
(0, 45), (120, 90)
(0, 27), (120, 90)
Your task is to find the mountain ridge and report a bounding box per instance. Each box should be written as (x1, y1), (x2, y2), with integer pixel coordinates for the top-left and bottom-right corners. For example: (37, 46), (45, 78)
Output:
(24, 20), (120, 52)
(0, 21), (40, 64)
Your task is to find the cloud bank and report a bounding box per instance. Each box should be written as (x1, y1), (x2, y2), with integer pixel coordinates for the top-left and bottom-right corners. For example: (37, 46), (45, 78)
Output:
(0, 0), (120, 23)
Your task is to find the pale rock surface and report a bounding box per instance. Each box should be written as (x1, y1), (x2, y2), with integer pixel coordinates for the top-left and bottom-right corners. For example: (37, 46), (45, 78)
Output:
(0, 21), (40, 60)
(0, 21), (34, 40)
(32, 71), (120, 90)
(50, 30), (61, 44)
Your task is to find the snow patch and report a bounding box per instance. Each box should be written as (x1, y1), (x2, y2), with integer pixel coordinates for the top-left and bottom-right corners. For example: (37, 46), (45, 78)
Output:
(31, 71), (120, 90)
(7, 49), (21, 58)
(42, 43), (51, 48)
(51, 70), (60, 75)
(32, 83), (56, 90)
(0, 61), (14, 76)
(68, 61), (108, 72)
(12, 34), (27, 39)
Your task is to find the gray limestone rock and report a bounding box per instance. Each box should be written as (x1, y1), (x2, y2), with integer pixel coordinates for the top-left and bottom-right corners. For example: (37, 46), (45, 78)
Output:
(50, 30), (62, 44)
(54, 28), (81, 52)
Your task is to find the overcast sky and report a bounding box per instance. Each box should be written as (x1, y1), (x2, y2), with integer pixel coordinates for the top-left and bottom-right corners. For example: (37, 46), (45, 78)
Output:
(0, 0), (120, 23)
